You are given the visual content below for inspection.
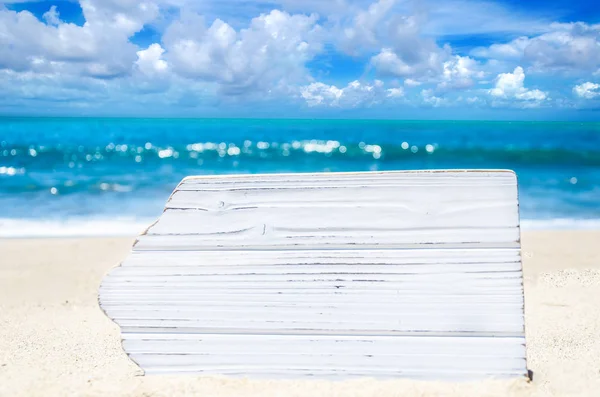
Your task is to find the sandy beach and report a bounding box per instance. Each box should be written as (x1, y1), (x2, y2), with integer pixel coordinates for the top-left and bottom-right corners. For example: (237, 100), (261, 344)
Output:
(1, 231), (599, 396)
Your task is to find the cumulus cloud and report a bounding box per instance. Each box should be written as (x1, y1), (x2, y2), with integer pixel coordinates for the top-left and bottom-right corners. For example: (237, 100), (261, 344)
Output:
(0, 1), (160, 78)
(489, 66), (547, 101)
(369, 14), (450, 80)
(404, 78), (421, 87)
(472, 22), (600, 73)
(163, 9), (323, 95)
(301, 82), (343, 106)
(1, 3), (327, 98)
(136, 44), (168, 75)
(327, 0), (455, 82)
(421, 89), (447, 107)
(573, 82), (600, 99)
(372, 50), (485, 92)
(0, 68), (109, 103)
(438, 55), (485, 90)
(525, 23), (600, 72)
(360, 6), (490, 90)
(370, 45), (449, 79)
(338, 0), (395, 55)
(387, 87), (404, 97)
(471, 36), (530, 60)
(1, 0), (599, 113)
(301, 79), (402, 107)
(420, 0), (551, 37)
(42, 5), (60, 26)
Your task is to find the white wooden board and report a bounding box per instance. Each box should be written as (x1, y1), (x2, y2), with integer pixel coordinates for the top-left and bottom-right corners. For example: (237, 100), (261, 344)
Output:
(99, 170), (527, 380)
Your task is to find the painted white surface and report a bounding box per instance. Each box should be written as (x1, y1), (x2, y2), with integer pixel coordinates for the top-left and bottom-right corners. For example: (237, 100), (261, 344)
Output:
(100, 170), (527, 379)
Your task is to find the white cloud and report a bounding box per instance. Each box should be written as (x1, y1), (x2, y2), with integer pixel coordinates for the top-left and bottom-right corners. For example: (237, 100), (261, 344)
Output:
(421, 89), (446, 107)
(443, 56), (482, 80)
(438, 55), (484, 90)
(403, 78), (421, 87)
(79, 0), (160, 36)
(336, 0), (557, 85)
(524, 23), (600, 72)
(42, 5), (60, 26)
(0, 67), (109, 103)
(489, 66), (547, 101)
(0, 3), (327, 103)
(490, 67), (524, 97)
(373, 12), (450, 78)
(339, 79), (387, 107)
(371, 45), (448, 79)
(0, 1), (162, 78)
(301, 79), (400, 107)
(372, 51), (484, 91)
(0, 0), (596, 113)
(472, 23), (600, 74)
(163, 10), (323, 95)
(141, 0), (555, 40)
(466, 96), (483, 104)
(370, 48), (413, 76)
(387, 87), (404, 97)
(420, 0), (553, 37)
(326, 1), (452, 82)
(338, 0), (395, 54)
(471, 37), (530, 60)
(136, 44), (168, 75)
(360, 5), (469, 84)
(290, 0), (554, 46)
(573, 82), (600, 99)
(301, 82), (343, 106)
(515, 89), (547, 101)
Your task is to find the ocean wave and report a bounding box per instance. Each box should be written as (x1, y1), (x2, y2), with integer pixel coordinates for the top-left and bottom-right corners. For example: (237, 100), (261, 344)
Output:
(3, 140), (600, 168)
(3, 120), (599, 234)
(2, 139), (599, 199)
(521, 218), (600, 230)
(0, 217), (152, 238)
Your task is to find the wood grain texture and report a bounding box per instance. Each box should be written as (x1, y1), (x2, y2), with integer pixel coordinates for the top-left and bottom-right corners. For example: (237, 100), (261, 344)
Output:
(99, 170), (527, 380)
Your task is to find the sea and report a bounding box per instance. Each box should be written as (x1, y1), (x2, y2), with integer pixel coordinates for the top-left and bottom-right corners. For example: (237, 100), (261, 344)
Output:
(1, 117), (599, 237)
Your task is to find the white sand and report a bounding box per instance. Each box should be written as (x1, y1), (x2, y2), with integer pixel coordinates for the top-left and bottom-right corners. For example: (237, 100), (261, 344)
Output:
(1, 231), (599, 396)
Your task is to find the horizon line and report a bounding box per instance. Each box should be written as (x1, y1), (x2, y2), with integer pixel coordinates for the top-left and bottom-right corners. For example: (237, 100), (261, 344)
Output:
(1, 115), (599, 124)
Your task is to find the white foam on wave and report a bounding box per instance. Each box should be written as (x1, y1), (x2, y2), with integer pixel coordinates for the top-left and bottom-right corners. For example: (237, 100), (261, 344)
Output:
(521, 218), (600, 230)
(2, 216), (600, 238)
(0, 218), (154, 238)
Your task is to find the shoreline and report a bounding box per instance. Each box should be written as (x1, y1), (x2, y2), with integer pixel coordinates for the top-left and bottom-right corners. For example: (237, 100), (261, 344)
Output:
(1, 231), (600, 396)
(3, 220), (600, 239)
(1, 225), (600, 241)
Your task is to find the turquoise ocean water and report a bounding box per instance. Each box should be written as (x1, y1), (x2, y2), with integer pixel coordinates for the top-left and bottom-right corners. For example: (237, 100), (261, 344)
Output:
(1, 117), (599, 236)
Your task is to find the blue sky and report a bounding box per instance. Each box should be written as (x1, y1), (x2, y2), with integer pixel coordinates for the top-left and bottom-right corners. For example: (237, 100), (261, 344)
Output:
(1, 0), (599, 119)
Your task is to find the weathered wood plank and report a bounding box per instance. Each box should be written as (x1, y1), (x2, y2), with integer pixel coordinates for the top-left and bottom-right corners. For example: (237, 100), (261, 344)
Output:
(100, 281), (523, 291)
(177, 170), (517, 188)
(103, 271), (523, 282)
(108, 309), (523, 324)
(166, 186), (517, 210)
(133, 355), (527, 372)
(133, 231), (520, 251)
(121, 334), (526, 356)
(120, 327), (525, 338)
(147, 207), (518, 235)
(110, 263), (523, 275)
(103, 302), (524, 313)
(112, 315), (524, 332)
(142, 367), (526, 379)
(99, 170), (527, 380)
(123, 248), (522, 265)
(100, 295), (525, 305)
